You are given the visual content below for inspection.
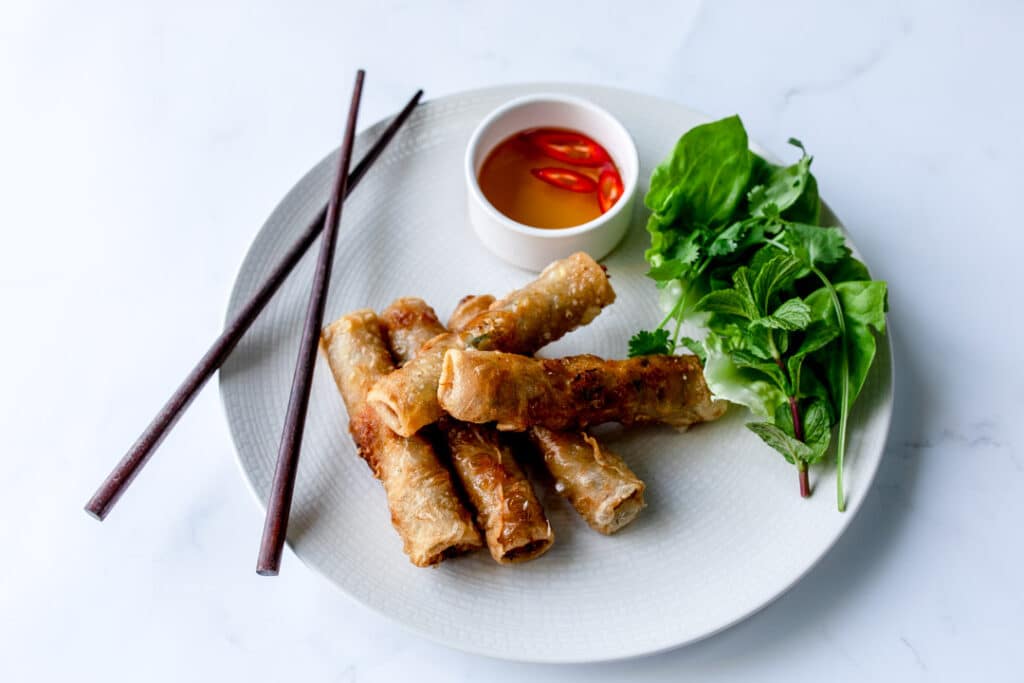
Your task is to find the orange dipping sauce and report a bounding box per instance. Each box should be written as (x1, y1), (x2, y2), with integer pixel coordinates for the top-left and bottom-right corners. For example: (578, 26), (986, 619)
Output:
(478, 128), (623, 230)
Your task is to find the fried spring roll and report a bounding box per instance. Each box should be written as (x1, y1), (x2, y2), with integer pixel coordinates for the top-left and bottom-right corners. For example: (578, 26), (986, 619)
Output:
(447, 294), (495, 333)
(367, 252), (616, 437)
(447, 294), (646, 535)
(321, 311), (481, 567)
(459, 252), (615, 352)
(442, 420), (553, 563)
(379, 297), (447, 365)
(438, 349), (727, 431)
(529, 427), (645, 534)
(380, 297), (553, 563)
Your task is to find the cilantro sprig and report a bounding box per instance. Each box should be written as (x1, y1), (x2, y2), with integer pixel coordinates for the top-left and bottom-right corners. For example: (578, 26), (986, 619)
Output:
(629, 117), (887, 510)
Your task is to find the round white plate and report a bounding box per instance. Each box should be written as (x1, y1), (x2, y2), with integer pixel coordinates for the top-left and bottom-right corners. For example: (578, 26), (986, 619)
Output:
(220, 83), (893, 663)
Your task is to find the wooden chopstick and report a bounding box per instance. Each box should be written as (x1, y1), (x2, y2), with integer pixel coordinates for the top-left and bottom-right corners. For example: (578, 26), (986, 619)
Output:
(255, 70), (365, 576)
(84, 83), (422, 522)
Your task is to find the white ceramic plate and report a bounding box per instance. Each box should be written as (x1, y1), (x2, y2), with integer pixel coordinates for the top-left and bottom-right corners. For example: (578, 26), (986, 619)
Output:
(220, 83), (893, 663)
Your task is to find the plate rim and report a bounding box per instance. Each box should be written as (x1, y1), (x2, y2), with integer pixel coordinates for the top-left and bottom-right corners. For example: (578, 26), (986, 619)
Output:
(218, 82), (895, 663)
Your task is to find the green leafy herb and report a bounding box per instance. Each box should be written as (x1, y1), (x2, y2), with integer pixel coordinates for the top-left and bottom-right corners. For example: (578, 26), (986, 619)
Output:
(747, 149), (813, 219)
(645, 115), (752, 230)
(628, 328), (672, 357)
(629, 116), (888, 509)
(677, 336), (707, 364)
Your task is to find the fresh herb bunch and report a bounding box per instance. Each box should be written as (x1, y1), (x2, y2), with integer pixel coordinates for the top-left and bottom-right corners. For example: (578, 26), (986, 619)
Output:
(629, 116), (887, 510)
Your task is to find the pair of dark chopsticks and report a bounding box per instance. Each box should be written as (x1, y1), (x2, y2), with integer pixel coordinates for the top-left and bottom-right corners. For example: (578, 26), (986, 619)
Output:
(84, 71), (423, 576)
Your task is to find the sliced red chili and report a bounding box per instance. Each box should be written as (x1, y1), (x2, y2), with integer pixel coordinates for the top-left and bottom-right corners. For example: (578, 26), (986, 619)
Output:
(527, 129), (610, 167)
(597, 167), (624, 213)
(531, 167), (598, 193)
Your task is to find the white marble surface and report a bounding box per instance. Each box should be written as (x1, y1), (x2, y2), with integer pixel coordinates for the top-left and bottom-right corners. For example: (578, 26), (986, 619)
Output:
(1, 0), (1021, 680)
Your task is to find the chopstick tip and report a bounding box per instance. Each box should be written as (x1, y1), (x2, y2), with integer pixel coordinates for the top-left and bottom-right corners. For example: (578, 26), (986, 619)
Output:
(84, 494), (110, 521)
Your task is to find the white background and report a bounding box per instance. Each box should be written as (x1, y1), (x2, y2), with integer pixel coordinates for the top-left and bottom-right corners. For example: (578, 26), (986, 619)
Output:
(2, 1), (1022, 680)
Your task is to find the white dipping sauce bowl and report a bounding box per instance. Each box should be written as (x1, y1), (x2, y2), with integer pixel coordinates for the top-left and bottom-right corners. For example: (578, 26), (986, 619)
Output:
(464, 94), (639, 271)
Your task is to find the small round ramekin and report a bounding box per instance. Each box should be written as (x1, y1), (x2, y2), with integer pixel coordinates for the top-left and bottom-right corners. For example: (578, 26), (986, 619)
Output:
(464, 94), (639, 271)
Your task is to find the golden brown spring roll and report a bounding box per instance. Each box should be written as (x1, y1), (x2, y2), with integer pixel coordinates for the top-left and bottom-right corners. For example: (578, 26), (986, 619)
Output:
(447, 294), (495, 333)
(379, 297), (447, 365)
(380, 298), (553, 564)
(529, 427), (645, 534)
(442, 420), (553, 563)
(459, 252), (615, 353)
(321, 310), (481, 567)
(439, 349), (727, 431)
(367, 252), (616, 437)
(446, 294), (645, 535)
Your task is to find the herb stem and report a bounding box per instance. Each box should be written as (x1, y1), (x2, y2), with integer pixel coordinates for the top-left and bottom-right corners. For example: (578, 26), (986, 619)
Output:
(788, 396), (804, 441)
(768, 235), (850, 510)
(671, 314), (685, 350)
(810, 265), (850, 512)
(657, 294), (684, 330)
(798, 461), (810, 498)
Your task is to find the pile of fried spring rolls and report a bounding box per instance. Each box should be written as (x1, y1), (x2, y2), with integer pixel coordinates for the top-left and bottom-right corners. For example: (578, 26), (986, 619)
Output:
(321, 252), (726, 567)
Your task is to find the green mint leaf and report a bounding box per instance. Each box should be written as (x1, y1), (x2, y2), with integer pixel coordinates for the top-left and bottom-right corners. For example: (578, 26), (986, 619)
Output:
(749, 244), (781, 273)
(802, 399), (833, 450)
(628, 329), (672, 357)
(731, 267), (756, 313)
(739, 324), (785, 359)
(768, 399), (832, 466)
(772, 403), (798, 439)
(786, 320), (841, 391)
(731, 349), (787, 390)
(697, 289), (756, 320)
(772, 298), (812, 329)
(787, 137), (806, 152)
(750, 297), (812, 331)
(749, 299), (811, 331)
(747, 421), (815, 465)
(752, 254), (804, 312)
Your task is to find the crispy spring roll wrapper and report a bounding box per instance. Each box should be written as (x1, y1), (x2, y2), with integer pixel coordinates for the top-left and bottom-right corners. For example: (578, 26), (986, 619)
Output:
(529, 427), (645, 534)
(379, 297), (446, 365)
(439, 349), (727, 431)
(321, 310), (481, 567)
(368, 252), (616, 437)
(442, 420), (554, 563)
(447, 292), (643, 534)
(380, 298), (553, 564)
(459, 252), (615, 352)
(447, 294), (495, 333)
